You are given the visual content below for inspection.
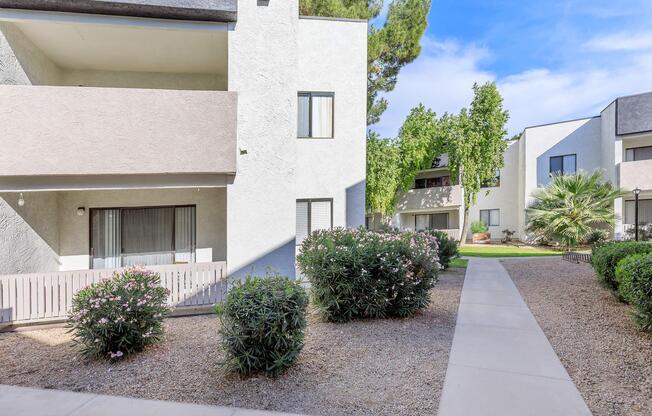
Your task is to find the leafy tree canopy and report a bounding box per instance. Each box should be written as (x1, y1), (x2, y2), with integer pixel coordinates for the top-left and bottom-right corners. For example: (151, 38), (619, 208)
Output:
(300, 0), (431, 125)
(366, 132), (401, 217)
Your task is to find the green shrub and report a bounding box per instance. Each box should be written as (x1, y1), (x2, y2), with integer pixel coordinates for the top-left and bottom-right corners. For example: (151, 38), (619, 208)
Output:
(69, 266), (169, 360)
(421, 229), (459, 269)
(592, 241), (652, 291)
(584, 229), (609, 246)
(297, 228), (440, 322)
(217, 275), (308, 377)
(470, 221), (488, 234)
(615, 254), (652, 331)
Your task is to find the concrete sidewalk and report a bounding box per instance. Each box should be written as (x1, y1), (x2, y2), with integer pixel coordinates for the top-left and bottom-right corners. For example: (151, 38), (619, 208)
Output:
(0, 384), (304, 416)
(438, 258), (592, 416)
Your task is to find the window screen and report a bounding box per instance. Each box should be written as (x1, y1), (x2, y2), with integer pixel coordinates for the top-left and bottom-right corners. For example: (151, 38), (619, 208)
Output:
(297, 94), (310, 137)
(296, 199), (333, 245)
(431, 213), (449, 229)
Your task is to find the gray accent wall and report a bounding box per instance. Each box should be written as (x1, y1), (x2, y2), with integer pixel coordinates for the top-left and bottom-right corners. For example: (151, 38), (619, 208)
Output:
(617, 92), (652, 136)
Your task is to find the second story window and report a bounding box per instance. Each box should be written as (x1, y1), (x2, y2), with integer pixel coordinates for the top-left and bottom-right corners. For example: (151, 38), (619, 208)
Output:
(481, 170), (501, 188)
(625, 146), (652, 162)
(298, 92), (334, 138)
(550, 154), (576, 175)
(414, 176), (451, 189)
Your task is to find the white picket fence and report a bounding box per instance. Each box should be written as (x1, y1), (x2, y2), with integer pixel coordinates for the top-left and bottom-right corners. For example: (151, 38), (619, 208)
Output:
(0, 262), (227, 326)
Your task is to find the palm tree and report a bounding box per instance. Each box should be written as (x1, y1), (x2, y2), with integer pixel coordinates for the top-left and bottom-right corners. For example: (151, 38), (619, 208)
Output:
(526, 171), (623, 250)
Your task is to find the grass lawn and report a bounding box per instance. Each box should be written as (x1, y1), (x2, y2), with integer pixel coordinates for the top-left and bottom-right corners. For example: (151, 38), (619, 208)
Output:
(459, 244), (563, 258)
(448, 258), (469, 268)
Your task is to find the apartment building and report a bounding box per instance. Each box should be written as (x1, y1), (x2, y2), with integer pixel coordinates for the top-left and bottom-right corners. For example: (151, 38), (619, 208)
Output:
(0, 1), (367, 278)
(389, 91), (652, 241)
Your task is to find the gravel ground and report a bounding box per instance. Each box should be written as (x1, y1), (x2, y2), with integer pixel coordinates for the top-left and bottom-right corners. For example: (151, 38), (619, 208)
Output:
(502, 258), (652, 416)
(0, 271), (464, 416)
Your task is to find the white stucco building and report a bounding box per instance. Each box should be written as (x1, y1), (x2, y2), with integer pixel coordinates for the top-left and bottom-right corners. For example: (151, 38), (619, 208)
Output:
(0, 0), (367, 277)
(388, 91), (652, 242)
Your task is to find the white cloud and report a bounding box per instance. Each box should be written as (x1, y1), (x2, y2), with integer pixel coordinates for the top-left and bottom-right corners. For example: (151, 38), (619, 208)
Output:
(372, 35), (652, 138)
(584, 31), (652, 51)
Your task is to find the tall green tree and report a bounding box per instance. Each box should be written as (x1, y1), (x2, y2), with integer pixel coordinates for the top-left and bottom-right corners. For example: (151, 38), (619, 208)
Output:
(300, 0), (431, 125)
(527, 171), (623, 249)
(366, 132), (401, 226)
(439, 83), (509, 244)
(396, 105), (442, 192)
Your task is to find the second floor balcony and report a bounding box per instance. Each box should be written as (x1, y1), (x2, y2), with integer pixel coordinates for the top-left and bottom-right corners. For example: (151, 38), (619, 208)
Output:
(0, 85), (237, 191)
(395, 185), (463, 213)
(620, 158), (652, 192)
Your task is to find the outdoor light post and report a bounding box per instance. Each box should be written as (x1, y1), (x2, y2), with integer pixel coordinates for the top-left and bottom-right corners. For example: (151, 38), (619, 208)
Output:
(634, 188), (641, 241)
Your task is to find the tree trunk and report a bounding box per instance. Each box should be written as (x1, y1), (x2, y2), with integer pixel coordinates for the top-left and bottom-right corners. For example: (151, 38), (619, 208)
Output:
(459, 207), (470, 246)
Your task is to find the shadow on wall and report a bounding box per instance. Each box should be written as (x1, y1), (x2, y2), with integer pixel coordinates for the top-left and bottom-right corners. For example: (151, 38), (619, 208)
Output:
(228, 238), (297, 280)
(346, 180), (366, 228)
(535, 120), (601, 187)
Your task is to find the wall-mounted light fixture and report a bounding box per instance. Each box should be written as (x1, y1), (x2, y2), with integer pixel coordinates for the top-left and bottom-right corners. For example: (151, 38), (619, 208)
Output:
(77, 207), (86, 216)
(18, 192), (25, 207)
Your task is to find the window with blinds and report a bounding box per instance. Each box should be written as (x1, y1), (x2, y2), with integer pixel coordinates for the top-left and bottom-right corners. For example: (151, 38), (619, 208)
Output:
(296, 199), (333, 245)
(625, 199), (652, 224)
(90, 205), (196, 269)
(297, 92), (334, 138)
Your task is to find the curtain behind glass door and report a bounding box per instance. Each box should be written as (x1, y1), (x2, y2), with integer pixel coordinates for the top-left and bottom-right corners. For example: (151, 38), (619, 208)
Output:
(90, 209), (121, 269)
(121, 207), (174, 266)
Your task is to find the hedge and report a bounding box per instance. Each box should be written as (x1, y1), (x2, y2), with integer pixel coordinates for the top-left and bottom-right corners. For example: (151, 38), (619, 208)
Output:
(615, 253), (652, 331)
(591, 241), (652, 291)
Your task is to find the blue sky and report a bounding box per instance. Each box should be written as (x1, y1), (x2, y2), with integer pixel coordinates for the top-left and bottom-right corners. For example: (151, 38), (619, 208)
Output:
(372, 0), (652, 137)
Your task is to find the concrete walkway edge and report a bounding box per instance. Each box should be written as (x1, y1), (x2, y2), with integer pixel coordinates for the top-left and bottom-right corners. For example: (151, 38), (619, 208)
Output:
(0, 384), (305, 416)
(437, 258), (592, 416)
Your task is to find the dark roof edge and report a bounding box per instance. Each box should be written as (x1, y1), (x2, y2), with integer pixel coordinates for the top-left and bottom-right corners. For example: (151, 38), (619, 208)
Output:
(0, 0), (237, 23)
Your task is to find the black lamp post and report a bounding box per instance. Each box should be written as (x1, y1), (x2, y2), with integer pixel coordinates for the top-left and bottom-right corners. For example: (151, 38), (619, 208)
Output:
(634, 188), (641, 241)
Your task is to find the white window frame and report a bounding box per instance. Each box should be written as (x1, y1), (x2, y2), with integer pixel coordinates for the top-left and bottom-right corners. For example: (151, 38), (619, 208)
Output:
(296, 198), (333, 245)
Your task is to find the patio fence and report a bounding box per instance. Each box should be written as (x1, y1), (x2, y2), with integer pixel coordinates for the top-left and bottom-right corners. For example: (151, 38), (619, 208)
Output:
(562, 252), (592, 264)
(0, 262), (227, 326)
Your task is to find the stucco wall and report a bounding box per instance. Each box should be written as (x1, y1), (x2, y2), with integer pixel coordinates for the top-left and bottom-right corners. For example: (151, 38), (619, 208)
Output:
(0, 22), (62, 85)
(226, 0), (299, 278)
(0, 193), (60, 274)
(471, 140), (521, 239)
(0, 85), (237, 177)
(57, 188), (227, 271)
(296, 17), (367, 230)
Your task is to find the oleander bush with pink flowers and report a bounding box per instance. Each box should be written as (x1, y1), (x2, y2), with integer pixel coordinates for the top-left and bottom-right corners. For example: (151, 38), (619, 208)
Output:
(297, 228), (440, 322)
(68, 266), (170, 360)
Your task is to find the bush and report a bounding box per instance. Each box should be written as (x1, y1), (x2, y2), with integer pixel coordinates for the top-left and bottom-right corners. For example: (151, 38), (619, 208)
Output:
(470, 221), (488, 234)
(217, 275), (308, 377)
(615, 254), (652, 331)
(624, 223), (652, 241)
(297, 228), (440, 322)
(421, 229), (459, 269)
(69, 266), (169, 360)
(591, 241), (652, 291)
(584, 229), (609, 246)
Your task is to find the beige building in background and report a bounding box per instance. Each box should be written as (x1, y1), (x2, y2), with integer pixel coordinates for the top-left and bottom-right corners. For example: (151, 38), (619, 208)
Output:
(384, 91), (652, 242)
(0, 1), (367, 277)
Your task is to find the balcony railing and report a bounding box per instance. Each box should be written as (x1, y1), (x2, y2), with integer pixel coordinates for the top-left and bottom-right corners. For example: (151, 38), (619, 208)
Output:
(0, 262), (227, 326)
(0, 85), (237, 190)
(620, 159), (652, 191)
(396, 185), (463, 212)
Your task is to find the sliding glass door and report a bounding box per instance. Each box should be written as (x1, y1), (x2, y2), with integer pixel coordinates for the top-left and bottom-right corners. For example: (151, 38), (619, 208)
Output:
(90, 205), (196, 269)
